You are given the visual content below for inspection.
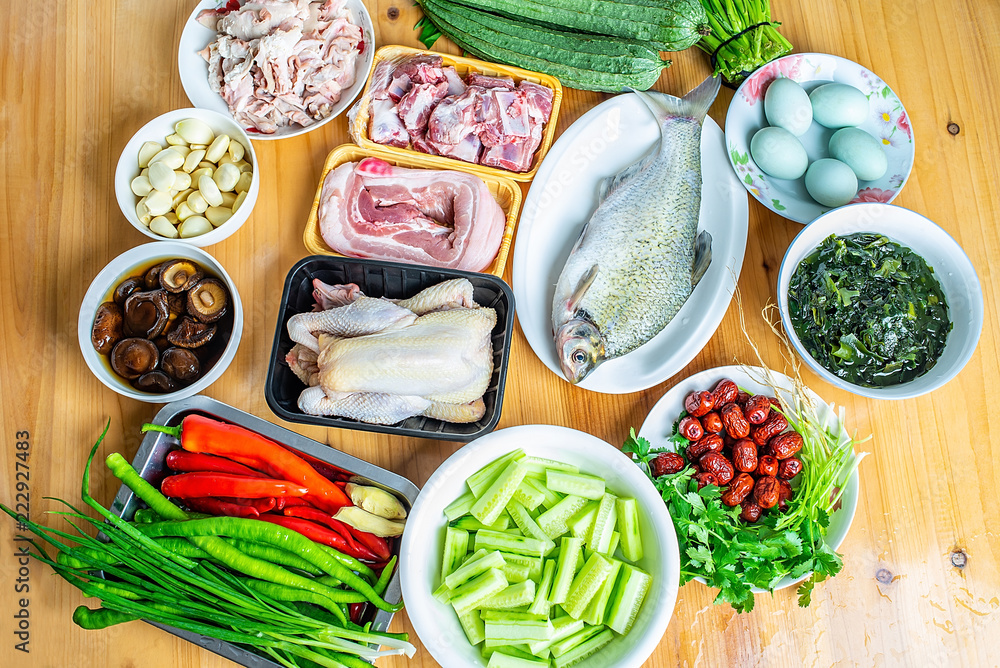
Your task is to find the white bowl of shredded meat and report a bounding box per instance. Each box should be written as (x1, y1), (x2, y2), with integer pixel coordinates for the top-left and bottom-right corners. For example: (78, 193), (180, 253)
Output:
(178, 0), (375, 140)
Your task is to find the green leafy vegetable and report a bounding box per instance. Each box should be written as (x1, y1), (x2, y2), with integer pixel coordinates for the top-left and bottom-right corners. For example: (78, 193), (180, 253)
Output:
(695, 0), (792, 85)
(414, 15), (442, 49)
(787, 233), (952, 388)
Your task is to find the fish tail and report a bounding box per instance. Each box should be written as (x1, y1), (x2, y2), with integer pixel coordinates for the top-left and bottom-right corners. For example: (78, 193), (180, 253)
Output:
(628, 75), (721, 124)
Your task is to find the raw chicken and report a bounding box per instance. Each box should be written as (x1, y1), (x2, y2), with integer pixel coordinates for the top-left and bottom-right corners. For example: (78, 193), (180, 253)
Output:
(318, 157), (505, 272)
(196, 0), (363, 133)
(285, 279), (495, 425)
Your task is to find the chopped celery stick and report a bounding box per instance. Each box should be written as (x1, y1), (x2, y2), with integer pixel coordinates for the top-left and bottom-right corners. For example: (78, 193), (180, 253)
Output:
(527, 559), (556, 617)
(432, 581), (454, 603)
(458, 609), (486, 646)
(475, 529), (553, 558)
(568, 502), (598, 540)
(451, 514), (510, 532)
(445, 491), (476, 521)
(441, 527), (469, 581)
(563, 552), (613, 619)
(537, 495), (589, 539)
(469, 450), (525, 497)
(615, 497), (643, 563)
(525, 477), (562, 509)
(500, 552), (543, 581)
(507, 499), (556, 545)
(552, 628), (614, 667)
(472, 460), (529, 525)
(582, 558), (623, 626)
(549, 624), (605, 658)
(452, 568), (509, 615)
(526, 615), (585, 655)
(512, 480), (545, 510)
(486, 648), (548, 667)
(606, 531), (620, 559)
(481, 610), (547, 622)
(546, 470), (606, 500)
(499, 561), (532, 584)
(606, 564), (652, 635)
(484, 615), (554, 642)
(522, 456), (579, 478)
(587, 493), (618, 553)
(548, 536), (583, 605)
(445, 549), (505, 590)
(479, 580), (536, 610)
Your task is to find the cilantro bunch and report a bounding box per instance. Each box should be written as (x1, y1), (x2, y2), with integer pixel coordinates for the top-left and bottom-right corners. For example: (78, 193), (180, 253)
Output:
(624, 405), (862, 613)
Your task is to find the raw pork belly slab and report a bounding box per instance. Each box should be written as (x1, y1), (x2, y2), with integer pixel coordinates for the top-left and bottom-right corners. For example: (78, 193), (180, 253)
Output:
(318, 157), (505, 271)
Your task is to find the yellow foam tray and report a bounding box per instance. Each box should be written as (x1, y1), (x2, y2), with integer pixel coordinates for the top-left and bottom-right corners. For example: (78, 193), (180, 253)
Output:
(302, 143), (522, 279)
(348, 44), (563, 182)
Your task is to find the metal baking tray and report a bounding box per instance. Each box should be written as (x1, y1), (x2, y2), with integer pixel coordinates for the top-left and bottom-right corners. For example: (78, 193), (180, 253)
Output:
(265, 255), (514, 441)
(109, 395), (418, 668)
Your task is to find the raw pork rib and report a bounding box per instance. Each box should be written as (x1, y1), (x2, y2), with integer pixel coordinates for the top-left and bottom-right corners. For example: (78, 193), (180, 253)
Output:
(318, 157), (505, 272)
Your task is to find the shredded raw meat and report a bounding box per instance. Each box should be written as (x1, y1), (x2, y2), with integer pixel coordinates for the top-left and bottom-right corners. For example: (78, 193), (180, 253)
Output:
(367, 54), (554, 172)
(196, 0), (363, 133)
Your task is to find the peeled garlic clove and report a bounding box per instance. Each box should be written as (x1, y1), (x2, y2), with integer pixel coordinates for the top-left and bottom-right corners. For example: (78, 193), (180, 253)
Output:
(136, 198), (152, 225)
(148, 162), (176, 193)
(144, 190), (173, 216)
(198, 174), (224, 207)
(233, 190), (248, 213)
(174, 118), (215, 145)
(228, 140), (245, 162)
(234, 171), (253, 194)
(140, 167), (149, 177)
(190, 166), (213, 182)
(217, 154), (236, 166)
(175, 201), (196, 221)
(130, 175), (153, 197)
(220, 191), (238, 207)
(205, 134), (231, 163)
(237, 160), (253, 174)
(182, 149), (206, 173)
(172, 145), (191, 159)
(213, 163), (240, 192)
(150, 216), (180, 238)
(148, 148), (184, 170)
(189, 143), (207, 150)
(179, 215), (213, 238)
(164, 212), (179, 225)
(165, 133), (187, 146)
(173, 170), (192, 192)
(137, 141), (162, 169)
(205, 206), (233, 227)
(198, 161), (215, 171)
(172, 188), (194, 208)
(187, 190), (209, 214)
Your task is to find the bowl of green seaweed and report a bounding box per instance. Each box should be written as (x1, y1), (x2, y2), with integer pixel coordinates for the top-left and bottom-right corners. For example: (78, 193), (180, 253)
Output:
(778, 203), (983, 399)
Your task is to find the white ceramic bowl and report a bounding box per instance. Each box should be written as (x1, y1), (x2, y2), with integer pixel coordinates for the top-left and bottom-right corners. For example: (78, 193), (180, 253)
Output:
(638, 365), (860, 593)
(778, 203), (983, 399)
(78, 242), (244, 403)
(726, 53), (915, 224)
(400, 425), (680, 668)
(114, 108), (260, 247)
(177, 0), (375, 141)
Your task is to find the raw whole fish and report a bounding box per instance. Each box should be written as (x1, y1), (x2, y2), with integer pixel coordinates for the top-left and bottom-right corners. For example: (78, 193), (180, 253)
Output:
(551, 76), (720, 384)
(318, 157), (505, 272)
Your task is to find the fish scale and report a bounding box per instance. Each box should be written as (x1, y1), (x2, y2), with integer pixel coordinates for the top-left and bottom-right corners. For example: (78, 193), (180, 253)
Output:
(551, 75), (720, 383)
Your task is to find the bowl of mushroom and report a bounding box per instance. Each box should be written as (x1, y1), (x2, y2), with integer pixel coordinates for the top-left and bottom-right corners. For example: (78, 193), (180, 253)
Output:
(115, 108), (259, 246)
(78, 241), (244, 402)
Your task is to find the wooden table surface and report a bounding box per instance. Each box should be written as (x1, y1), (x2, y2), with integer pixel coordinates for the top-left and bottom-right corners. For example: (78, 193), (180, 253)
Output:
(2, 1), (999, 666)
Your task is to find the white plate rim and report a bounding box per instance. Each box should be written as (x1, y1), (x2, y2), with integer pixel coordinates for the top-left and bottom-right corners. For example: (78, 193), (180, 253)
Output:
(636, 364), (861, 593)
(512, 93), (749, 394)
(177, 0), (375, 141)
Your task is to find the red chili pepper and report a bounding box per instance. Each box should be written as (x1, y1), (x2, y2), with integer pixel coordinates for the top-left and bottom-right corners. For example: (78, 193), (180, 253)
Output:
(346, 525), (392, 562)
(224, 497), (277, 514)
(282, 507), (361, 549)
(161, 473), (308, 500)
(258, 515), (380, 562)
(142, 415), (352, 513)
(349, 602), (366, 624)
(276, 497), (314, 511)
(293, 450), (353, 483)
(182, 496), (260, 518)
(165, 450), (261, 477)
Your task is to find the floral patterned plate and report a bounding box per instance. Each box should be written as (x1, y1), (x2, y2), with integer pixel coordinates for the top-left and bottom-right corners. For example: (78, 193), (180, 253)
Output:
(725, 53), (914, 224)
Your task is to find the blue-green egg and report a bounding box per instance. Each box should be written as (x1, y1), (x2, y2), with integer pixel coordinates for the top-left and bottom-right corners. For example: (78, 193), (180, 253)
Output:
(764, 78), (812, 136)
(829, 127), (888, 181)
(750, 127), (809, 180)
(804, 158), (858, 207)
(810, 83), (869, 128)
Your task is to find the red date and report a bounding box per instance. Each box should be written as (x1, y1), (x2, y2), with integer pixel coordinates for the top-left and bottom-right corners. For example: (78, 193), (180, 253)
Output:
(744, 395), (772, 424)
(736, 390), (751, 407)
(720, 403), (751, 439)
(754, 476), (781, 509)
(731, 439), (758, 473)
(751, 412), (789, 446)
(777, 479), (793, 512)
(769, 432), (804, 459)
(712, 379), (739, 406)
(678, 416), (704, 442)
(650, 452), (685, 477)
(740, 498), (763, 523)
(699, 452), (734, 485)
(694, 472), (719, 489)
(721, 472), (754, 506)
(695, 433), (724, 453)
(756, 455), (779, 478)
(684, 390), (715, 417)
(777, 457), (803, 479)
(701, 411), (724, 434)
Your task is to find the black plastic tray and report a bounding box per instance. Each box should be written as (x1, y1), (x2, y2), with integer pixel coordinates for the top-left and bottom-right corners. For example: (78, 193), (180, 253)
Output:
(110, 395), (419, 668)
(265, 256), (514, 441)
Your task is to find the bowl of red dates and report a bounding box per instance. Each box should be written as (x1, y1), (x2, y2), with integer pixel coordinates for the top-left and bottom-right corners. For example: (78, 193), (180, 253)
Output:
(636, 365), (860, 591)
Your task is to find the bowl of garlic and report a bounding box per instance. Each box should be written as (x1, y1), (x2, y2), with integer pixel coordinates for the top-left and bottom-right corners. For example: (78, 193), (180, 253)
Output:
(115, 108), (260, 246)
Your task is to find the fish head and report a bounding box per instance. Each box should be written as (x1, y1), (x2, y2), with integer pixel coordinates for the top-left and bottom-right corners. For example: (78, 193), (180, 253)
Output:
(555, 318), (606, 384)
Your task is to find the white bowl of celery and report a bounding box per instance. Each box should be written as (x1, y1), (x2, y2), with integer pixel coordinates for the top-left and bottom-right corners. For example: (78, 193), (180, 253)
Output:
(399, 424), (680, 668)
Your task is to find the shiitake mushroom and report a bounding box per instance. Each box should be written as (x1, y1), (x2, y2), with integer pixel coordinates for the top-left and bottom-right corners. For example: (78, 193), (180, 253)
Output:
(144, 262), (165, 290)
(167, 317), (216, 348)
(112, 277), (145, 307)
(110, 338), (158, 380)
(134, 371), (178, 393)
(159, 259), (203, 293)
(123, 290), (170, 339)
(187, 278), (228, 323)
(160, 347), (201, 382)
(91, 302), (124, 355)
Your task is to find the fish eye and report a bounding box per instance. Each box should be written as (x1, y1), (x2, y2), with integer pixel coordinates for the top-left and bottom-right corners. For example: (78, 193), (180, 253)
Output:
(572, 350), (587, 365)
